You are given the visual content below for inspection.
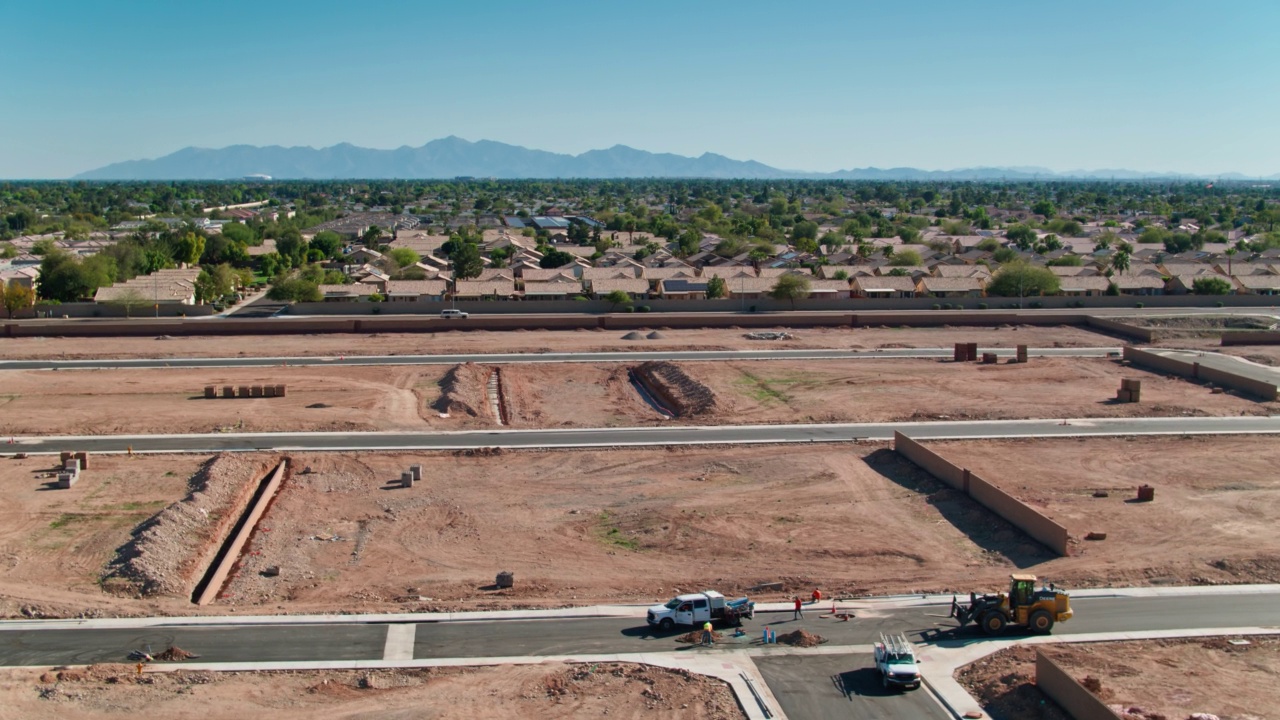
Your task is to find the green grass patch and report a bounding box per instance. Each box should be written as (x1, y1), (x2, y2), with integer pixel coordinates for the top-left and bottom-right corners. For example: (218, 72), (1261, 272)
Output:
(733, 369), (791, 405)
(596, 511), (640, 551)
(48, 513), (89, 530)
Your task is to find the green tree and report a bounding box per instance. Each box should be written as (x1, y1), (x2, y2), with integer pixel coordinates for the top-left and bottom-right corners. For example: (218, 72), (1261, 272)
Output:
(1191, 276), (1232, 295)
(768, 274), (811, 309)
(449, 242), (483, 280)
(603, 289), (633, 311)
(362, 225), (384, 246)
(1005, 224), (1037, 250)
(267, 277), (321, 303)
(888, 249), (923, 266)
(791, 220), (819, 242)
(706, 275), (727, 299)
(309, 230), (344, 258)
(174, 232), (206, 266)
(987, 261), (1061, 298)
(540, 249), (575, 268)
(220, 221), (257, 246)
(107, 288), (150, 318)
(194, 264), (237, 304)
(1110, 250), (1131, 275)
(388, 247), (421, 267)
(677, 228), (701, 257)
(1032, 199), (1056, 217)
(1046, 255), (1083, 266)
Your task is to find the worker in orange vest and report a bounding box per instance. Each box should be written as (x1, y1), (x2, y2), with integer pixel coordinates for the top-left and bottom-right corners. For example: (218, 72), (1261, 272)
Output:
(812, 588), (822, 604)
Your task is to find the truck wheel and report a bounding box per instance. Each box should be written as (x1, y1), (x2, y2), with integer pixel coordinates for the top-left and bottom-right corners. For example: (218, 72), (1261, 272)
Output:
(1029, 610), (1054, 634)
(981, 612), (1007, 635)
(659, 618), (674, 631)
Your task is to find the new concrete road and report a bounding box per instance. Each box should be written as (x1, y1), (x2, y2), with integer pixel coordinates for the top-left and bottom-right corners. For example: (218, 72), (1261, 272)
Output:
(0, 346), (1121, 371)
(14, 415), (1280, 454)
(1150, 348), (1280, 386)
(3, 592), (1279, 718)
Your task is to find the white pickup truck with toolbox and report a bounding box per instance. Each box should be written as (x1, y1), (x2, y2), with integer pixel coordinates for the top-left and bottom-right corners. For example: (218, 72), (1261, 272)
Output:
(646, 590), (755, 630)
(873, 632), (921, 690)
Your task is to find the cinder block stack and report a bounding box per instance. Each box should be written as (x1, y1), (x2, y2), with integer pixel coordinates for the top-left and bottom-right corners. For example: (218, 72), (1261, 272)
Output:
(982, 353), (998, 364)
(75, 451), (89, 469)
(954, 343), (966, 362)
(965, 342), (978, 362)
(275, 384), (287, 397)
(204, 386), (217, 399)
(1117, 378), (1142, 403)
(1016, 345), (1029, 363)
(410, 464), (423, 482)
(58, 455), (81, 489)
(264, 385), (276, 398)
(401, 471), (415, 488)
(250, 385), (264, 398)
(222, 386), (235, 398)
(238, 385), (251, 398)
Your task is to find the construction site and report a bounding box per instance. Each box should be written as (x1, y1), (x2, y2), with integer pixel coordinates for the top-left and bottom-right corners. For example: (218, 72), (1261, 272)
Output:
(2, 321), (1279, 720)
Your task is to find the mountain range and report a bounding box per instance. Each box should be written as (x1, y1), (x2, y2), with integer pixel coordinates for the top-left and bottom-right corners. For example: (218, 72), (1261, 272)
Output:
(72, 137), (1280, 181)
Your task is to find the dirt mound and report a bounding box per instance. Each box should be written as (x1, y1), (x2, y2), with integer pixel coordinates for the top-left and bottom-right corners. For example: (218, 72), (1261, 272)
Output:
(102, 453), (278, 597)
(155, 646), (199, 661)
(675, 629), (724, 644)
(647, 331), (665, 339)
(622, 331), (645, 340)
(432, 363), (490, 417)
(775, 629), (827, 647)
(633, 361), (718, 416)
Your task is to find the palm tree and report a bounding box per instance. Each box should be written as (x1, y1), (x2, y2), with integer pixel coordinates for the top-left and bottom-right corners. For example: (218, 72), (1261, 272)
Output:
(1110, 250), (1131, 276)
(1225, 247), (1237, 277)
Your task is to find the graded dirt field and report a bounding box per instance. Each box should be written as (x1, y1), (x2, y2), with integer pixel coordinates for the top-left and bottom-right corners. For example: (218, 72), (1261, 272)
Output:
(929, 436), (1280, 590)
(0, 454), (212, 619)
(4, 437), (1278, 619)
(0, 662), (742, 720)
(957, 636), (1280, 720)
(0, 324), (1116, 360)
(0, 355), (1269, 436)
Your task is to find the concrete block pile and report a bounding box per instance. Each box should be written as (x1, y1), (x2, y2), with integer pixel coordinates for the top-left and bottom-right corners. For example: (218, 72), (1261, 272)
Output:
(206, 384), (288, 399)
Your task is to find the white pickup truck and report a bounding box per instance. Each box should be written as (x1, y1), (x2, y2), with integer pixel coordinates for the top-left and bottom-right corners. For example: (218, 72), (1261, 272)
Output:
(646, 590), (755, 631)
(873, 633), (921, 690)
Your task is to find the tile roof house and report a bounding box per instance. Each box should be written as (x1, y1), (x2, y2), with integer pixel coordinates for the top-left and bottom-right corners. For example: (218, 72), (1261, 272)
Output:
(1057, 276), (1112, 296)
(383, 279), (447, 301)
(1233, 274), (1280, 295)
(94, 268), (201, 305)
(317, 283), (377, 302)
(916, 276), (985, 298)
(522, 279), (584, 300)
(589, 277), (651, 299)
(850, 275), (917, 299)
(454, 279), (517, 300)
(1111, 272), (1166, 295)
(658, 278), (709, 299)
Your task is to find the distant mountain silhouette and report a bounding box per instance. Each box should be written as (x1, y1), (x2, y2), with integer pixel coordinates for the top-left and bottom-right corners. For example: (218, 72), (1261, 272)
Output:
(72, 137), (1280, 181)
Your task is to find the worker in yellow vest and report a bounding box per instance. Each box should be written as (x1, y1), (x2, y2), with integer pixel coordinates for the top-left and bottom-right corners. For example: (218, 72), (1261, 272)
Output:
(702, 620), (714, 646)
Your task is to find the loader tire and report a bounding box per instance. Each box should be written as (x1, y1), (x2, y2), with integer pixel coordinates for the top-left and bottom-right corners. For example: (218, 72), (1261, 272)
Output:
(1029, 610), (1054, 634)
(981, 612), (1007, 635)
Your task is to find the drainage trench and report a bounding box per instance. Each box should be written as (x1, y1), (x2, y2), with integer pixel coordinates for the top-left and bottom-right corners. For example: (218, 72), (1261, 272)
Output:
(628, 368), (676, 418)
(486, 368), (507, 426)
(190, 459), (289, 605)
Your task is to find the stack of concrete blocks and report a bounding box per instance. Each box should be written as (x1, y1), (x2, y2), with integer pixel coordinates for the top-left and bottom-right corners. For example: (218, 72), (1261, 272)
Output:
(400, 464), (423, 488)
(982, 353), (998, 364)
(57, 452), (84, 489)
(250, 385), (264, 398)
(204, 386), (217, 398)
(275, 384), (287, 397)
(953, 343), (980, 362)
(1117, 378), (1142, 403)
(1016, 345), (1029, 363)
(238, 385), (251, 398)
(209, 384), (287, 399)
(264, 385), (276, 398)
(222, 386), (235, 398)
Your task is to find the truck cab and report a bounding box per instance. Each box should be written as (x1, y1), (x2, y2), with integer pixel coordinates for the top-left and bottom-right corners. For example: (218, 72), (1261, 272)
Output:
(873, 633), (921, 690)
(646, 590), (753, 631)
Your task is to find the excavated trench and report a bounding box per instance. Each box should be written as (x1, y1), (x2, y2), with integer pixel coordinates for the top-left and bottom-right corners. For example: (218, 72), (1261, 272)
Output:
(628, 368), (677, 418)
(190, 459), (289, 604)
(486, 368), (508, 425)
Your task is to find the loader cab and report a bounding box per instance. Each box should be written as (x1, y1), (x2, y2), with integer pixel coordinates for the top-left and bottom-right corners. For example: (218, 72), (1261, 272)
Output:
(1010, 575), (1036, 608)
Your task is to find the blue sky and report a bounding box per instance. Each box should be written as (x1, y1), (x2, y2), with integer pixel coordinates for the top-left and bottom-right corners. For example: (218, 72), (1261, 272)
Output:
(2, 0), (1277, 178)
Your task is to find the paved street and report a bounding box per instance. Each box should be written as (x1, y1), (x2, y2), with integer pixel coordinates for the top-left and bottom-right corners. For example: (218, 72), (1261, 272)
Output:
(13, 415), (1280, 454)
(0, 346), (1119, 371)
(755, 653), (949, 720)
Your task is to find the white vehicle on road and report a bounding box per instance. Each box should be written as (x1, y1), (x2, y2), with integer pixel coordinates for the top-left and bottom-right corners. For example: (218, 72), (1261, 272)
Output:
(646, 590), (755, 630)
(873, 633), (921, 690)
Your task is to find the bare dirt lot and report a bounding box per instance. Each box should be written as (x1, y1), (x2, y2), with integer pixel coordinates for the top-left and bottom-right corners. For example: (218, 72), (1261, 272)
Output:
(0, 662), (742, 720)
(0, 355), (1269, 436)
(0, 324), (1116, 360)
(957, 636), (1280, 720)
(930, 436), (1280, 590)
(0, 454), (211, 619)
(4, 437), (1278, 619)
